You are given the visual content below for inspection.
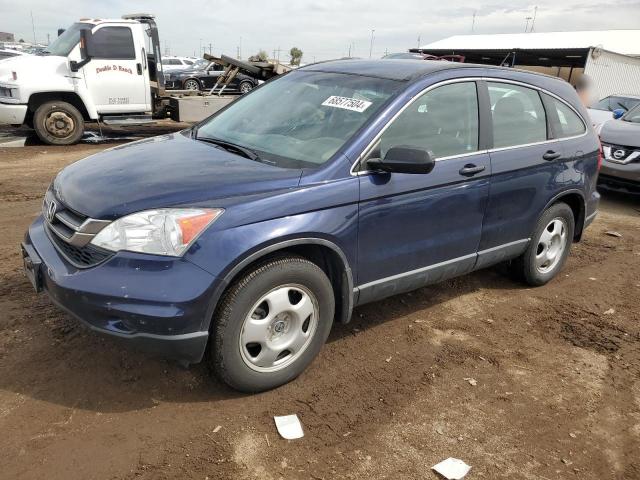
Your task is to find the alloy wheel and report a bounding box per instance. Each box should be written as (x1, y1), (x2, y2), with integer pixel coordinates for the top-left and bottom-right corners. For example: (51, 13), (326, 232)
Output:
(535, 217), (568, 274)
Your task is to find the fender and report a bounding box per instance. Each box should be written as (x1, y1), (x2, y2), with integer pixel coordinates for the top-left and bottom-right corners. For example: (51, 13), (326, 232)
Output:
(199, 237), (355, 333)
(542, 188), (587, 236)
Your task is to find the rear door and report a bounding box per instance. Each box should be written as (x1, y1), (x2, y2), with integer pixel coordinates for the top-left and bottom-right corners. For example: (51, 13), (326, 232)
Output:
(356, 80), (491, 304)
(82, 25), (148, 113)
(476, 80), (566, 267)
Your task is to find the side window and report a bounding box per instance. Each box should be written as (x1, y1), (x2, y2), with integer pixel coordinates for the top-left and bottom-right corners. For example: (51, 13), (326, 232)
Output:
(379, 82), (479, 160)
(545, 95), (586, 138)
(488, 82), (547, 148)
(91, 27), (135, 60)
(184, 60), (194, 65)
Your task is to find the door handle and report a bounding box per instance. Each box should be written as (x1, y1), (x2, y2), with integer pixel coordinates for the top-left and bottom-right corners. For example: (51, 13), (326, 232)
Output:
(459, 164), (486, 176)
(542, 150), (561, 161)
(136, 63), (143, 75)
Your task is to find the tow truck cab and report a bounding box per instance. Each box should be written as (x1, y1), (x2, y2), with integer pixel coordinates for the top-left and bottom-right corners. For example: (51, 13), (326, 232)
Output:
(0, 14), (166, 145)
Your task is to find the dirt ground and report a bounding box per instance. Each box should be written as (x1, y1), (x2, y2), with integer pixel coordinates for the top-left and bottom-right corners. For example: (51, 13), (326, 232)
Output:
(1, 132), (639, 480)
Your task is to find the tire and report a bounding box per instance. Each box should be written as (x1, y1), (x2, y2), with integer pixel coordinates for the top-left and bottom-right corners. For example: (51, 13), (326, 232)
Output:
(209, 255), (335, 392)
(33, 101), (84, 145)
(512, 202), (575, 286)
(238, 81), (253, 94)
(183, 79), (201, 91)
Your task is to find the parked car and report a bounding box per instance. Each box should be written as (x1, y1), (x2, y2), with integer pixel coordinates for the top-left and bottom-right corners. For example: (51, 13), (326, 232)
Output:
(587, 94), (640, 127)
(22, 60), (600, 392)
(164, 61), (258, 94)
(161, 56), (197, 72)
(597, 103), (640, 193)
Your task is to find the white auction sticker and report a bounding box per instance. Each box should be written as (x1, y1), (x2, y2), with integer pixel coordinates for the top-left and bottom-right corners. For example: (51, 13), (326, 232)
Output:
(322, 96), (372, 113)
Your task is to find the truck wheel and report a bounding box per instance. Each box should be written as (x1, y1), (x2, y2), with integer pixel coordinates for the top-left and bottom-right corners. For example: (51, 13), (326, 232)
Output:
(209, 255), (335, 392)
(239, 81), (253, 94)
(33, 101), (84, 145)
(512, 202), (574, 286)
(183, 79), (201, 91)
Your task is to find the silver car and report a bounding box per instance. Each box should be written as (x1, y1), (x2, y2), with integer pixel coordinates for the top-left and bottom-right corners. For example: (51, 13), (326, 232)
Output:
(598, 103), (640, 194)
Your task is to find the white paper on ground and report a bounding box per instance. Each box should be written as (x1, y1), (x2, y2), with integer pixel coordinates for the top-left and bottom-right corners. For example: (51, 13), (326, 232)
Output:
(274, 414), (304, 440)
(432, 457), (472, 479)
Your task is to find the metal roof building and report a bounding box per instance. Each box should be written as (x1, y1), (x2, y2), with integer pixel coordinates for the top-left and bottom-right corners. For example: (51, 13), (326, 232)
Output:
(410, 30), (640, 99)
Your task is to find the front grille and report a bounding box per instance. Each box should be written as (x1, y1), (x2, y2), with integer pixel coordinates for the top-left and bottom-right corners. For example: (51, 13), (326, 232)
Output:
(42, 190), (113, 268)
(602, 143), (640, 164)
(46, 225), (113, 267)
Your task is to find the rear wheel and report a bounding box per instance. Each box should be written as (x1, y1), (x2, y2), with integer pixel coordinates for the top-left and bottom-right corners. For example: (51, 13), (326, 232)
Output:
(512, 202), (574, 286)
(33, 101), (84, 145)
(209, 255), (335, 392)
(183, 79), (201, 91)
(239, 81), (253, 94)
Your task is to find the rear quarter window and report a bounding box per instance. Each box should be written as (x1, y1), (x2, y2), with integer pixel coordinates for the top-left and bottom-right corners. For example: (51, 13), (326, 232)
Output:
(545, 95), (586, 138)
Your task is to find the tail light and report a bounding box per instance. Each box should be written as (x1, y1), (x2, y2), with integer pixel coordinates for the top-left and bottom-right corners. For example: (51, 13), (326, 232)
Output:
(597, 137), (603, 171)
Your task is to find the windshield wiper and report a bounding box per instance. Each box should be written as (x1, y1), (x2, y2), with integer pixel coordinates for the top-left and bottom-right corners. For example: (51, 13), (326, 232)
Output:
(615, 102), (629, 111)
(196, 135), (262, 162)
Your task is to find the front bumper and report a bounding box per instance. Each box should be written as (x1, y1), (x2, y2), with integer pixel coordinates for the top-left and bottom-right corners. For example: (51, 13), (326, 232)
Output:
(599, 160), (640, 194)
(23, 216), (220, 364)
(0, 102), (27, 125)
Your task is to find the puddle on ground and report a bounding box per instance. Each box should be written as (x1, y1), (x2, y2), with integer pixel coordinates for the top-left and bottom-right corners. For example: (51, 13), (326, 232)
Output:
(0, 130), (144, 148)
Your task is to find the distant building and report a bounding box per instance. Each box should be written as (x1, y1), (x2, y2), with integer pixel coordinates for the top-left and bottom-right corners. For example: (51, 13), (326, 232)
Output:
(0, 32), (15, 42)
(411, 30), (640, 99)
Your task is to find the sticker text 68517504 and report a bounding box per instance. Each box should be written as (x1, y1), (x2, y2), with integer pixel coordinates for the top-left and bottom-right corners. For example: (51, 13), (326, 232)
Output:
(321, 96), (372, 113)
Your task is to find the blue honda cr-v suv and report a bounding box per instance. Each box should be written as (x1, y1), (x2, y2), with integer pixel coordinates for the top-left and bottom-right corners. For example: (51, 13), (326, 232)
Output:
(22, 60), (601, 392)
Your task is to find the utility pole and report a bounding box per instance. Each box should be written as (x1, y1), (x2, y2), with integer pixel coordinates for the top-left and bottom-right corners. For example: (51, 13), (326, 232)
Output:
(472, 11), (476, 32)
(238, 36), (242, 59)
(417, 35), (421, 48)
(47, 33), (50, 45)
(530, 6), (538, 32)
(30, 11), (36, 44)
(369, 29), (375, 59)
(209, 43), (212, 55)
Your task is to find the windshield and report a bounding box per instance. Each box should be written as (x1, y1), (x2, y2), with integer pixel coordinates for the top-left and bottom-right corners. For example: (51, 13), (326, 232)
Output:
(622, 104), (640, 123)
(196, 70), (402, 168)
(592, 95), (640, 112)
(43, 22), (91, 56)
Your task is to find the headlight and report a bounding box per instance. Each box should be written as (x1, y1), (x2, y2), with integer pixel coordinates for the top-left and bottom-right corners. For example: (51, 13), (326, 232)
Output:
(90, 208), (223, 256)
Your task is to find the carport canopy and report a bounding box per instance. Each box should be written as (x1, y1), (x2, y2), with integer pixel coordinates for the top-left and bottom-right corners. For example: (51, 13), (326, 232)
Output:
(409, 47), (590, 68)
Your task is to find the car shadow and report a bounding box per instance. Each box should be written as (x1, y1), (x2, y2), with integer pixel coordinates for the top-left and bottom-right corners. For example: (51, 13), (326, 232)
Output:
(0, 264), (524, 414)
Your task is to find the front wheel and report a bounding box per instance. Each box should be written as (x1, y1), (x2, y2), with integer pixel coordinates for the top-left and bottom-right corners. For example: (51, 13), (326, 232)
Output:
(238, 81), (253, 94)
(513, 202), (575, 286)
(33, 101), (84, 145)
(183, 79), (201, 91)
(209, 255), (335, 392)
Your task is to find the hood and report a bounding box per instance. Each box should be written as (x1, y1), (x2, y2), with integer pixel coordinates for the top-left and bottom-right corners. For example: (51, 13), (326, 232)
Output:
(0, 54), (68, 82)
(600, 118), (640, 147)
(586, 108), (615, 128)
(53, 132), (303, 219)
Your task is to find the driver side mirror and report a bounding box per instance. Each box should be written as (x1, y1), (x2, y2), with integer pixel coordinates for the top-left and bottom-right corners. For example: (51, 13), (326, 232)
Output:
(612, 108), (625, 120)
(71, 29), (94, 72)
(366, 146), (435, 174)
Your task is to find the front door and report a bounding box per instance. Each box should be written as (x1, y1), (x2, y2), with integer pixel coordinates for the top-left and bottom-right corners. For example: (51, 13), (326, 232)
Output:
(82, 25), (148, 113)
(356, 80), (490, 305)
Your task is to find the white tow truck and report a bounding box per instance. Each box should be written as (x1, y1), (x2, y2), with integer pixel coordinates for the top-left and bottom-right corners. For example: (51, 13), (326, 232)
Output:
(0, 14), (285, 145)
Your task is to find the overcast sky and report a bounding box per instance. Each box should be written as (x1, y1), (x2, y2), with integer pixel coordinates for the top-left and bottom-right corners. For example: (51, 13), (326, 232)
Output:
(2, 0), (640, 61)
